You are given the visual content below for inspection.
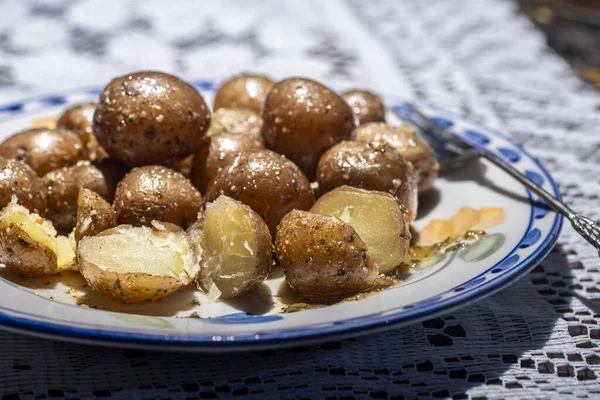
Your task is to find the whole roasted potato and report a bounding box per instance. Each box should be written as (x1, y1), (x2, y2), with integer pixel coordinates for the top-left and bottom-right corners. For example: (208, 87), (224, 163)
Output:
(93, 71), (211, 166)
(354, 123), (439, 192)
(0, 200), (75, 277)
(43, 161), (118, 233)
(78, 222), (198, 303)
(262, 77), (354, 179)
(0, 157), (47, 214)
(189, 195), (272, 299)
(190, 133), (264, 193)
(207, 108), (263, 141)
(74, 188), (117, 243)
(316, 140), (418, 220)
(275, 210), (378, 301)
(114, 165), (203, 228)
(341, 89), (385, 125)
(57, 103), (108, 161)
(204, 150), (314, 234)
(310, 186), (411, 274)
(0, 128), (86, 176)
(213, 73), (274, 113)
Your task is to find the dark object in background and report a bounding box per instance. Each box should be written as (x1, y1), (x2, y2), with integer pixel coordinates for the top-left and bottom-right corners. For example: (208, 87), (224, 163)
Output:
(519, 0), (600, 90)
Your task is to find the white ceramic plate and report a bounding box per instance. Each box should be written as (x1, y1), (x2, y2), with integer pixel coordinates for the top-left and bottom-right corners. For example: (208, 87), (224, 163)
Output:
(0, 80), (562, 352)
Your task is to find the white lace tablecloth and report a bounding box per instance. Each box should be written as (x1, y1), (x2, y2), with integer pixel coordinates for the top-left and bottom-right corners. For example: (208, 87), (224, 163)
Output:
(1, 0), (600, 398)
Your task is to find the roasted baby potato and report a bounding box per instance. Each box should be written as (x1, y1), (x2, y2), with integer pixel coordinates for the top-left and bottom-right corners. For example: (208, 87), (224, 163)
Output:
(57, 103), (108, 161)
(213, 73), (274, 113)
(43, 161), (118, 233)
(208, 108), (263, 141)
(0, 128), (87, 176)
(189, 195), (272, 299)
(190, 133), (265, 193)
(74, 188), (117, 243)
(205, 150), (314, 234)
(0, 200), (75, 277)
(114, 166), (203, 228)
(78, 222), (198, 303)
(354, 123), (439, 192)
(0, 157), (47, 214)
(310, 186), (411, 274)
(275, 210), (377, 301)
(341, 89), (385, 125)
(262, 77), (354, 179)
(316, 140), (418, 220)
(93, 71), (211, 166)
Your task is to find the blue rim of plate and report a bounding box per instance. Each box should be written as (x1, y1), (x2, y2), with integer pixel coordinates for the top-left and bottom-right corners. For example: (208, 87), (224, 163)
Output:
(0, 82), (563, 350)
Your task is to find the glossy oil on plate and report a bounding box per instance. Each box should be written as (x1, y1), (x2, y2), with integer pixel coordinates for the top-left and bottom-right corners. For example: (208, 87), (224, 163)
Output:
(0, 80), (562, 352)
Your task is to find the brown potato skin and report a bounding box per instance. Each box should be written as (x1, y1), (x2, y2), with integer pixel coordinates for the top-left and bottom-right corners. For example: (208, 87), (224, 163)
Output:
(341, 89), (386, 125)
(42, 161), (117, 233)
(0, 128), (87, 176)
(0, 221), (58, 277)
(93, 71), (211, 166)
(262, 78), (355, 179)
(275, 210), (377, 301)
(354, 123), (439, 192)
(57, 103), (108, 161)
(114, 165), (203, 228)
(204, 150), (314, 234)
(0, 157), (47, 214)
(316, 140), (418, 220)
(75, 188), (117, 242)
(208, 108), (263, 141)
(190, 133), (265, 194)
(173, 155), (193, 177)
(213, 74), (274, 113)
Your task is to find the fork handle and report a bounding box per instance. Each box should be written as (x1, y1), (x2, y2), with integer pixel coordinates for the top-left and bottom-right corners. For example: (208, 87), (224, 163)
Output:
(480, 150), (600, 252)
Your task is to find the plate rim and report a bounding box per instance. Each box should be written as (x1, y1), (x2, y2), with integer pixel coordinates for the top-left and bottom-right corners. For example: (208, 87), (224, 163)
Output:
(0, 84), (563, 351)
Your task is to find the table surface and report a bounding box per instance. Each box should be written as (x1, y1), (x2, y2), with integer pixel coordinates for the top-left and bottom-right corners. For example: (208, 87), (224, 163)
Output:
(1, 0), (600, 399)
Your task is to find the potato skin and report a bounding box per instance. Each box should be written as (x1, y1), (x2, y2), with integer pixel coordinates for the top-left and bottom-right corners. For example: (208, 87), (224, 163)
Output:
(0, 128), (87, 176)
(341, 89), (385, 125)
(114, 165), (203, 228)
(213, 74), (274, 113)
(57, 103), (108, 161)
(208, 108), (263, 141)
(0, 157), (47, 214)
(354, 123), (439, 192)
(0, 220), (58, 277)
(190, 133), (264, 193)
(192, 196), (272, 299)
(205, 150), (314, 234)
(43, 161), (117, 233)
(93, 71), (211, 166)
(316, 140), (418, 220)
(275, 210), (377, 301)
(75, 188), (117, 242)
(262, 78), (355, 179)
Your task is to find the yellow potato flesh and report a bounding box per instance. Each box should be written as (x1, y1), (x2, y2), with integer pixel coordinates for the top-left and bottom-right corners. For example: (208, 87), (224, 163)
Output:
(83, 226), (190, 278)
(311, 186), (410, 274)
(202, 197), (258, 295)
(2, 203), (75, 267)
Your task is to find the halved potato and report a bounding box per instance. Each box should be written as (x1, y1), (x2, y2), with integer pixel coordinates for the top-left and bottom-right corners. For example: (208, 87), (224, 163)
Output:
(74, 188), (117, 243)
(275, 210), (378, 301)
(0, 199), (75, 277)
(310, 186), (411, 274)
(189, 195), (272, 299)
(78, 222), (198, 303)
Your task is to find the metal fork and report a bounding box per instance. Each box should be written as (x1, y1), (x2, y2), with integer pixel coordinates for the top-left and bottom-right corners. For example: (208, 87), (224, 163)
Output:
(396, 104), (600, 254)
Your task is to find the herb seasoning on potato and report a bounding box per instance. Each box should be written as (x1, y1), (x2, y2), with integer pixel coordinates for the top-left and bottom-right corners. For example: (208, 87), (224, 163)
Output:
(93, 71), (211, 166)
(204, 150), (314, 234)
(262, 77), (355, 179)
